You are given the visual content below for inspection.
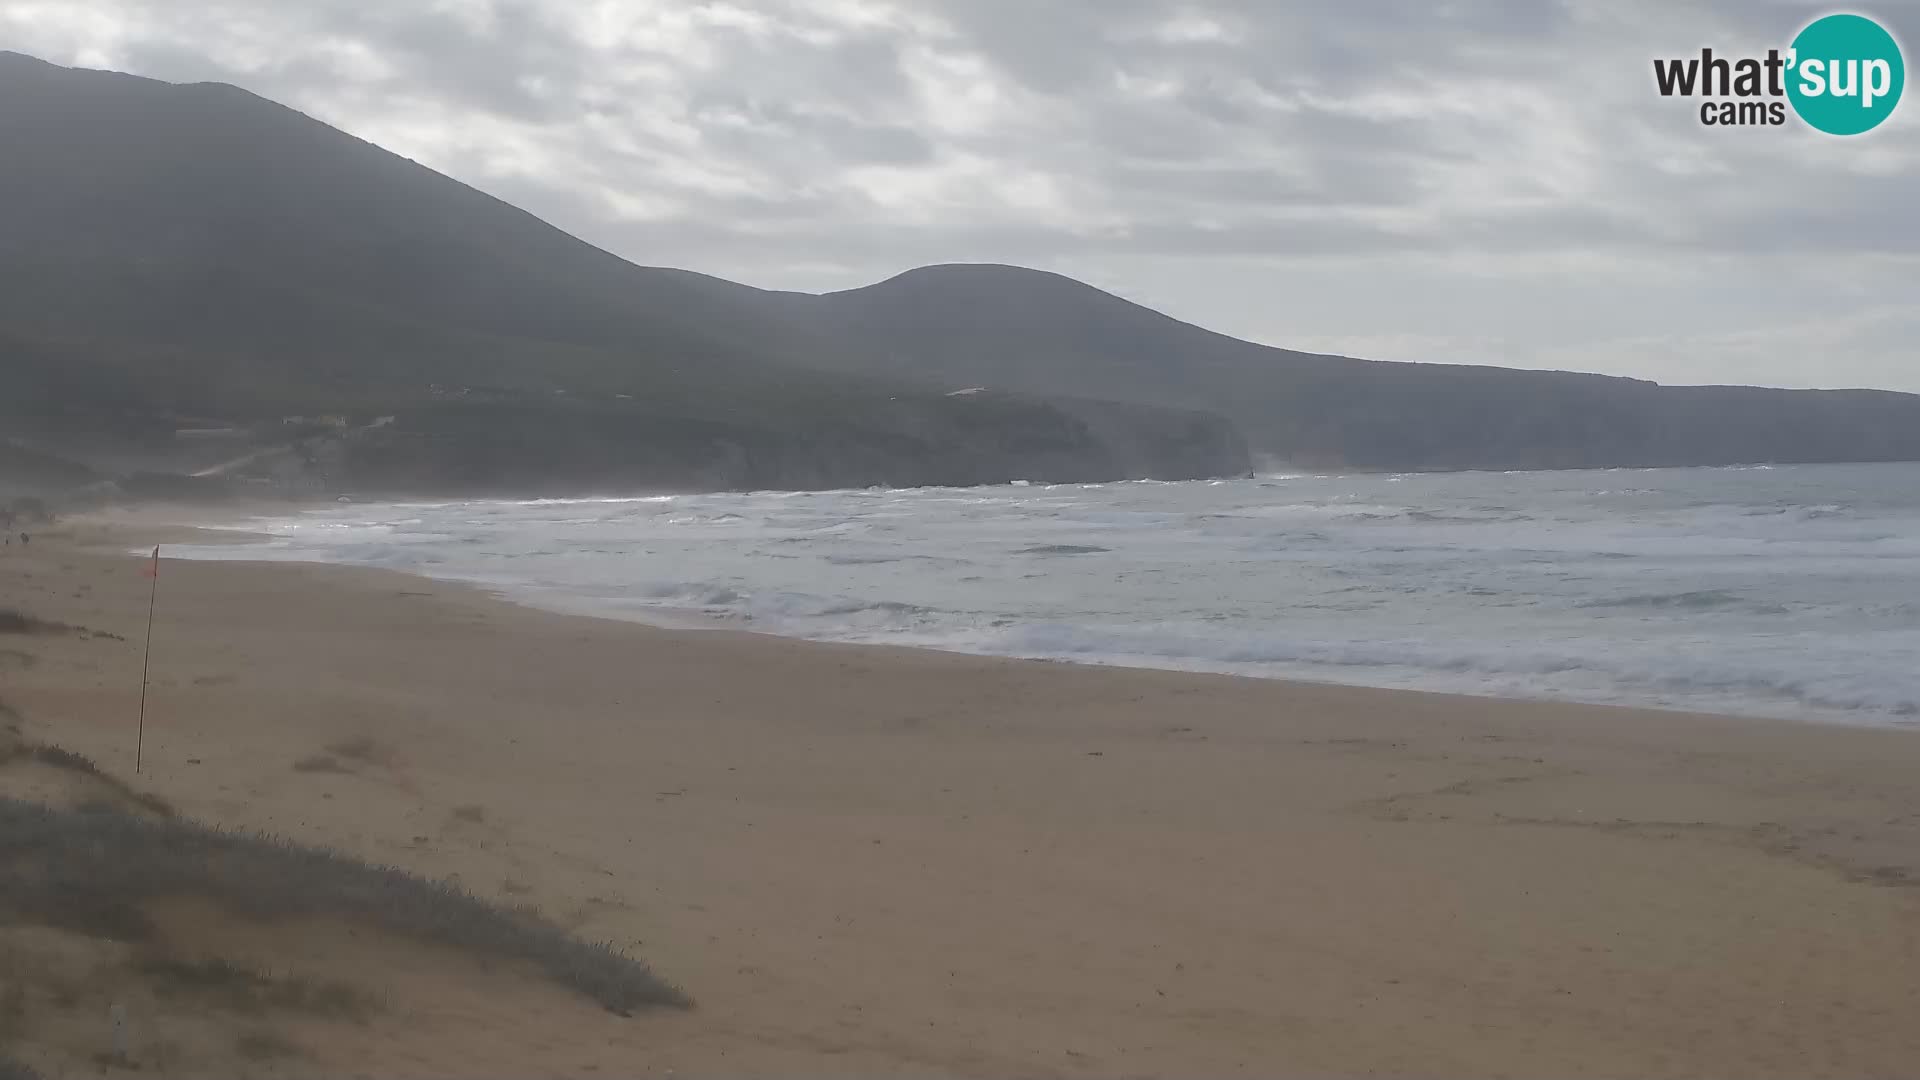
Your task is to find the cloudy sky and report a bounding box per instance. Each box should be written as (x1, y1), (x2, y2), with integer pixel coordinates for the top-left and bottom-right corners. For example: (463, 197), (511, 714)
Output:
(4, 0), (1916, 390)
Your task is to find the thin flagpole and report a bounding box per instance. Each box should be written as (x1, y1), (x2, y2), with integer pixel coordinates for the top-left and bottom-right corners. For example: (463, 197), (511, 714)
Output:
(136, 545), (158, 774)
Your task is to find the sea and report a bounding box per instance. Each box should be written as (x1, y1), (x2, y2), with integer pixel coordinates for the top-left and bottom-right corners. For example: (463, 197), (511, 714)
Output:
(167, 462), (1920, 728)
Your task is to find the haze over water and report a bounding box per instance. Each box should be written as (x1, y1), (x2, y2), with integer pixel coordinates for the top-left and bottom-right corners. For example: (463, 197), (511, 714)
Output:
(176, 463), (1920, 727)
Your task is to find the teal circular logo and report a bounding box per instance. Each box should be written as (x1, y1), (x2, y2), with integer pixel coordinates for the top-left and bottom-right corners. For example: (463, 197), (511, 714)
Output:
(1787, 13), (1905, 135)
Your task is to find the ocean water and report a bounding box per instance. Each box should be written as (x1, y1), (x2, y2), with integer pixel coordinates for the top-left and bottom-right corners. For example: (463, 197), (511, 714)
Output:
(169, 462), (1920, 727)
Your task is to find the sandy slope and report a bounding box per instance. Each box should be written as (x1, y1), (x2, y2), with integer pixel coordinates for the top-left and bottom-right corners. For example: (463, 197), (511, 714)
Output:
(4, 513), (1920, 1077)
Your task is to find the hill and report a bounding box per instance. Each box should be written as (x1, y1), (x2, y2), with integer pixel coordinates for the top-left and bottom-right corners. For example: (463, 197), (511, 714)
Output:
(807, 264), (1920, 471)
(0, 52), (1245, 495)
(4, 50), (1917, 493)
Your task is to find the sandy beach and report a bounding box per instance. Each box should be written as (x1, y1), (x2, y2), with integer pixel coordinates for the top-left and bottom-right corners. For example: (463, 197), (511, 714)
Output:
(5, 511), (1920, 1078)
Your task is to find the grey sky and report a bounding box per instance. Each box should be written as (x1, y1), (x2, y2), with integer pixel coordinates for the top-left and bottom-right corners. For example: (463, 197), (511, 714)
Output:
(4, 0), (1916, 390)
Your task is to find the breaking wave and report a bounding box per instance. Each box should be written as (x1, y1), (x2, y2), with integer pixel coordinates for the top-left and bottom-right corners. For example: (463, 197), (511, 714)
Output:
(1579, 590), (1746, 610)
(170, 461), (1920, 728)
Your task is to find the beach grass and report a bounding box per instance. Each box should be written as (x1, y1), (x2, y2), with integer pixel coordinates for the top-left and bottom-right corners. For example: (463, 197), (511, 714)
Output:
(0, 742), (175, 818)
(0, 609), (117, 642)
(0, 797), (689, 1015)
(135, 956), (379, 1020)
(0, 610), (58, 636)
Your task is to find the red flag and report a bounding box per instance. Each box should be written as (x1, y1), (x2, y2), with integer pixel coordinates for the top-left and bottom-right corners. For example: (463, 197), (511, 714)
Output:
(140, 546), (159, 578)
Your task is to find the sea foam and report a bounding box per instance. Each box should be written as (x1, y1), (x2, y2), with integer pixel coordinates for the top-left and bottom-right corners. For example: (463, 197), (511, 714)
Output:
(170, 462), (1920, 727)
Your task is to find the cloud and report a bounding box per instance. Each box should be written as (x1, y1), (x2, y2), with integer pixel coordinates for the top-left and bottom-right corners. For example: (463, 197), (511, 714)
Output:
(2, 0), (1916, 389)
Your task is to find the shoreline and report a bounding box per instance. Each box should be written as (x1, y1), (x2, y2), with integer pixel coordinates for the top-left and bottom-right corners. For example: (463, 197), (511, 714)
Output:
(10, 512), (1920, 1075)
(144, 502), (1919, 733)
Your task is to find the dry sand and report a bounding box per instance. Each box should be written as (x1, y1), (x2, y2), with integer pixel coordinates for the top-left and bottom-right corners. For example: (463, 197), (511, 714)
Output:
(4, 511), (1920, 1077)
